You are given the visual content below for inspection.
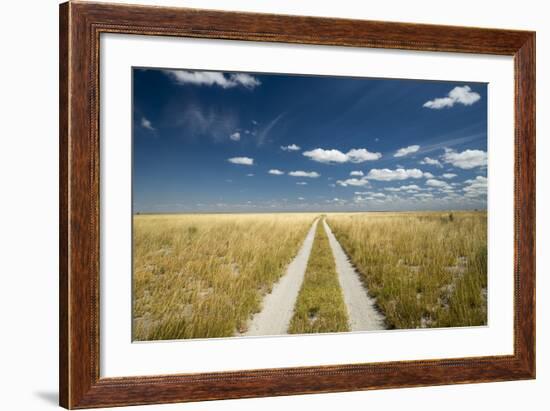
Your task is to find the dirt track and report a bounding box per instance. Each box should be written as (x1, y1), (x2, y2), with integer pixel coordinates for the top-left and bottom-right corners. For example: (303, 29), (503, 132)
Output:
(242, 217), (385, 336)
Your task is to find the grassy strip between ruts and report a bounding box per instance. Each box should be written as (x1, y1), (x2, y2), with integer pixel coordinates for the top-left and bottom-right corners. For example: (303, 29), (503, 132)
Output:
(288, 218), (350, 334)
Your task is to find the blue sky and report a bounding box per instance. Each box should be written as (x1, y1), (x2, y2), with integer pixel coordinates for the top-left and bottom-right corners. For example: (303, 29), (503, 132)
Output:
(133, 68), (487, 213)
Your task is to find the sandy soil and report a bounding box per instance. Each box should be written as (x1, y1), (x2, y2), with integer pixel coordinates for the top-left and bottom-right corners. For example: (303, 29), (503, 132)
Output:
(323, 219), (386, 331)
(243, 219), (319, 336)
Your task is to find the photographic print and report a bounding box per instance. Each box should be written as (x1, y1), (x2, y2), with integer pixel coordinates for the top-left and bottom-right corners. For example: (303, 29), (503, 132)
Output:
(132, 68), (488, 341)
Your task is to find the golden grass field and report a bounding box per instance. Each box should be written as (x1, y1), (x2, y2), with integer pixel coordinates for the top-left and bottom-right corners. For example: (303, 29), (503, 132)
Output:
(327, 211), (487, 329)
(288, 220), (349, 334)
(133, 213), (315, 340)
(133, 210), (487, 340)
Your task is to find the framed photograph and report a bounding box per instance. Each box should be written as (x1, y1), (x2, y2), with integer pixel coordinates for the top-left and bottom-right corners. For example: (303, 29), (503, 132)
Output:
(59, 1), (535, 408)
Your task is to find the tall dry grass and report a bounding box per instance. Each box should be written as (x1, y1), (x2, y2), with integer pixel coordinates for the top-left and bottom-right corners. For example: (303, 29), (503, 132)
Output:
(133, 213), (316, 340)
(327, 211), (487, 329)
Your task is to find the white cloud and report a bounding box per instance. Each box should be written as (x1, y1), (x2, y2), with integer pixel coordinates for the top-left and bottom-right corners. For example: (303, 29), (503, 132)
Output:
(165, 70), (261, 89)
(303, 148), (381, 164)
(327, 197), (347, 204)
(288, 171), (320, 178)
(303, 149), (347, 163)
(298, 197), (305, 201)
(347, 149), (382, 162)
(336, 178), (370, 187)
(449, 86), (482, 105)
(442, 173), (457, 179)
(296, 182), (308, 185)
(339, 169), (433, 186)
(426, 179), (451, 189)
(141, 117), (154, 131)
(353, 195), (373, 203)
(414, 193), (434, 199)
(384, 184), (421, 192)
(281, 144), (301, 151)
(394, 145), (420, 157)
(442, 148), (487, 169)
(227, 157), (254, 165)
(268, 169), (284, 175)
(353, 192), (387, 203)
(420, 157), (442, 167)
(402, 184), (421, 190)
(463, 176), (488, 198)
(229, 73), (262, 89)
(365, 168), (427, 181)
(423, 85), (481, 109)
(229, 132), (241, 141)
(350, 171), (364, 176)
(246, 173), (254, 177)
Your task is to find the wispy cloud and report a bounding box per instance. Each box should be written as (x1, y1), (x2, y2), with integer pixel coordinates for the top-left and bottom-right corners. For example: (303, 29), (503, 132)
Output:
(164, 70), (261, 89)
(442, 148), (487, 169)
(415, 133), (486, 157)
(303, 148), (381, 164)
(288, 171), (320, 178)
(175, 104), (238, 142)
(257, 113), (285, 146)
(281, 144), (301, 151)
(141, 117), (155, 131)
(394, 145), (420, 157)
(227, 157), (254, 165)
(296, 182), (308, 185)
(350, 171), (364, 176)
(268, 169), (284, 175)
(442, 173), (457, 179)
(229, 131), (241, 141)
(423, 86), (481, 109)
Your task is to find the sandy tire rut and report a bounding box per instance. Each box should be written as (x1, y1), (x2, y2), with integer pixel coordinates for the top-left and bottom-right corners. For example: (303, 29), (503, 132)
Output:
(243, 219), (320, 336)
(323, 219), (386, 331)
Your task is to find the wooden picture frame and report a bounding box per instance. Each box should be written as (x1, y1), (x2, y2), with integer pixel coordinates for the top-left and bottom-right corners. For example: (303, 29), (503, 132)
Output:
(59, 1), (535, 408)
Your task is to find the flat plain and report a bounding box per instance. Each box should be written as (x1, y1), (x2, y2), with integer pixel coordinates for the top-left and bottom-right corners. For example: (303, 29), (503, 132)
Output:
(133, 210), (487, 341)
